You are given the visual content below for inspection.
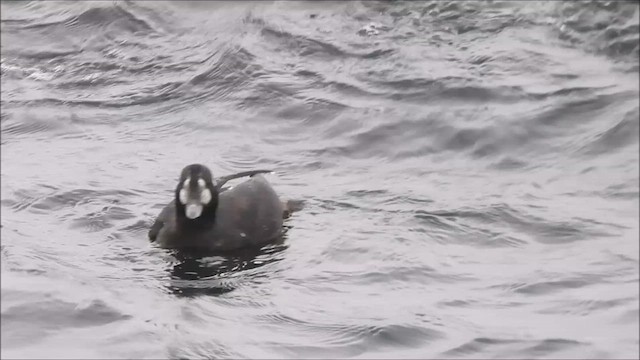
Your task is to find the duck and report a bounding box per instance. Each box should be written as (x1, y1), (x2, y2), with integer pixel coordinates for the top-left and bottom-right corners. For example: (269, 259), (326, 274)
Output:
(149, 163), (288, 252)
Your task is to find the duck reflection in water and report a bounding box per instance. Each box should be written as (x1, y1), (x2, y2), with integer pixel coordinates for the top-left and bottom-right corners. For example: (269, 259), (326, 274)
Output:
(165, 233), (290, 298)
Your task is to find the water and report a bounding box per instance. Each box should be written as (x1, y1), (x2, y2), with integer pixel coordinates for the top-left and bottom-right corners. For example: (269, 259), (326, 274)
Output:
(1, 1), (638, 358)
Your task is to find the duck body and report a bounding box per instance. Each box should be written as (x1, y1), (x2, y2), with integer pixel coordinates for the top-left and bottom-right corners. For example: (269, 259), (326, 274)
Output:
(149, 165), (284, 252)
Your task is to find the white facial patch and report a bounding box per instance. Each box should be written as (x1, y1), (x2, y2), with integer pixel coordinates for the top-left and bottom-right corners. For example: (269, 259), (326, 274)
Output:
(200, 188), (212, 204)
(178, 176), (212, 216)
(178, 177), (190, 205)
(185, 203), (203, 219)
(179, 188), (188, 205)
(196, 177), (211, 204)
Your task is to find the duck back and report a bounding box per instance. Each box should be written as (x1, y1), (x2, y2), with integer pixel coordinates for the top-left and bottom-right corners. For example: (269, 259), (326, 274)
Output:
(212, 174), (284, 249)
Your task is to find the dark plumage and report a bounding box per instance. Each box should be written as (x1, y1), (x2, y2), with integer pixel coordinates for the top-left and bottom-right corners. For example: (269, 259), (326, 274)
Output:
(149, 164), (286, 252)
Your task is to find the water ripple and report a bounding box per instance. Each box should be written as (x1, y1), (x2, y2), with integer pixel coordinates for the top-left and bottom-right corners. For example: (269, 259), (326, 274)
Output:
(1, 1), (637, 358)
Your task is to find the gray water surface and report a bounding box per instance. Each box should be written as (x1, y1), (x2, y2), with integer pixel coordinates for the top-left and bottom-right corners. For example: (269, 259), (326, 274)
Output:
(1, 1), (639, 359)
